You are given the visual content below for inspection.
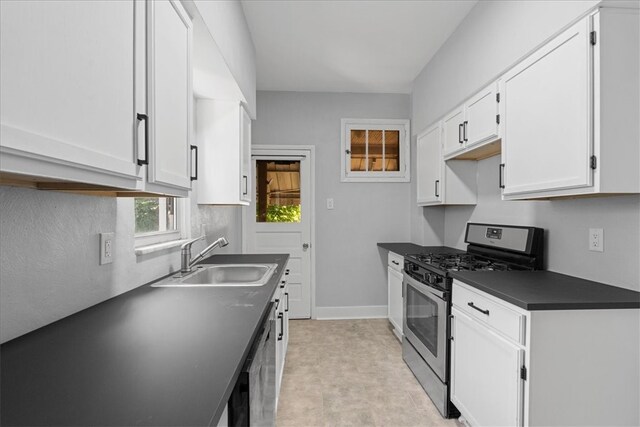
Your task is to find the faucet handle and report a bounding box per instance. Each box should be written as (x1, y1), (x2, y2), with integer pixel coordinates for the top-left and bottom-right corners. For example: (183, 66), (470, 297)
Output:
(181, 235), (205, 250)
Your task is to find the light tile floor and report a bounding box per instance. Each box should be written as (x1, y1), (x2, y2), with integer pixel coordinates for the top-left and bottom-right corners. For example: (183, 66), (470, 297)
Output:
(276, 319), (462, 427)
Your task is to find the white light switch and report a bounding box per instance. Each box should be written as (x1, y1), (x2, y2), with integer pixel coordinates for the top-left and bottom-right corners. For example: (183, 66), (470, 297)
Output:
(100, 232), (115, 264)
(589, 228), (603, 252)
(326, 198), (334, 210)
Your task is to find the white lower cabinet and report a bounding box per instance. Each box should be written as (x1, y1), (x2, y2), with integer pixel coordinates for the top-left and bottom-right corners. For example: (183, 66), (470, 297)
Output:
(387, 252), (404, 338)
(451, 280), (640, 426)
(451, 307), (524, 427)
(274, 279), (290, 408)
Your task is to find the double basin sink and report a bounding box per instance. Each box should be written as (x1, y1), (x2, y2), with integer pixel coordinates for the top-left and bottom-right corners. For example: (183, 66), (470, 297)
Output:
(152, 264), (278, 288)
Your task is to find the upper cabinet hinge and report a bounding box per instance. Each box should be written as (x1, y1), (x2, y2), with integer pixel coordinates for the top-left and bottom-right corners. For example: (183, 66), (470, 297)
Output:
(521, 366), (527, 381)
(496, 114), (501, 124)
(590, 155), (597, 170)
(496, 93), (500, 103)
(590, 31), (597, 46)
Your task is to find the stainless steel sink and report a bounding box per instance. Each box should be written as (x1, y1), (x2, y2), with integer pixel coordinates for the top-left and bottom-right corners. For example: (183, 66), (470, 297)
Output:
(152, 264), (278, 287)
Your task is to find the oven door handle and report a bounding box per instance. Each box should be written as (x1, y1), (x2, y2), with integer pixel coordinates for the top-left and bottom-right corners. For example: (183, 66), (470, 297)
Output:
(403, 273), (447, 301)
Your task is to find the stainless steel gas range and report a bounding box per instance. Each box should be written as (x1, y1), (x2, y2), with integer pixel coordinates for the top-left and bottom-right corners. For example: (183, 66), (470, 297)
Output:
(402, 223), (544, 418)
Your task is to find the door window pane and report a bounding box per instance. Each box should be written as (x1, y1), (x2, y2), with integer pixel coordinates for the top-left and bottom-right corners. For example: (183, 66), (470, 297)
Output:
(385, 130), (400, 171)
(350, 130), (367, 172)
(369, 130), (383, 171)
(256, 160), (301, 223)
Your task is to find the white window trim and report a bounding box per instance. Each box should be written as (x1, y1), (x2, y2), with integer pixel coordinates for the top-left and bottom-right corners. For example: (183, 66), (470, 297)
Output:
(340, 118), (411, 183)
(134, 197), (190, 251)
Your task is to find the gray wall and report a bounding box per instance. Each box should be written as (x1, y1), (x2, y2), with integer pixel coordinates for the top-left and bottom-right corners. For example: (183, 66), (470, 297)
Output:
(253, 91), (412, 309)
(0, 185), (241, 343)
(411, 0), (640, 290)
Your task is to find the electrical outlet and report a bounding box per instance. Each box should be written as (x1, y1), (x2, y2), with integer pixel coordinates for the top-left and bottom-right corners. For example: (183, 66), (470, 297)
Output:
(589, 228), (604, 252)
(326, 198), (334, 210)
(100, 232), (115, 264)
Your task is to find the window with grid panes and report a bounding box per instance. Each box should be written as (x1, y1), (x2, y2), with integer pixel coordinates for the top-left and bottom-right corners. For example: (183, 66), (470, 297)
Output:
(341, 119), (410, 182)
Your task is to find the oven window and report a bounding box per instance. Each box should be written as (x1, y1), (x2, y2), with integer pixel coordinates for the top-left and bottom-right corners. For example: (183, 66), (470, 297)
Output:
(406, 286), (439, 357)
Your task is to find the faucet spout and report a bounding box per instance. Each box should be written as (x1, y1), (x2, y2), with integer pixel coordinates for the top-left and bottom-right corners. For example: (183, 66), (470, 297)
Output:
(188, 236), (229, 269)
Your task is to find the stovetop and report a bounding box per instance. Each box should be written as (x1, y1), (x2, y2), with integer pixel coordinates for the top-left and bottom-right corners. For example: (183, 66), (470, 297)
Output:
(406, 252), (532, 274)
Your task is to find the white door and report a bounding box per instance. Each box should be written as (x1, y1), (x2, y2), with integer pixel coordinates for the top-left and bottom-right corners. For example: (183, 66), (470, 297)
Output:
(442, 105), (465, 157)
(416, 123), (443, 205)
(244, 148), (313, 319)
(465, 82), (500, 149)
(501, 16), (592, 196)
(451, 307), (524, 427)
(147, 0), (192, 191)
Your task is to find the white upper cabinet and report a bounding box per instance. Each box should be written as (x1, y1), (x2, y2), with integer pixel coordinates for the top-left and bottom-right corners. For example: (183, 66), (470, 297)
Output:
(442, 82), (501, 159)
(0, 0), (194, 197)
(0, 1), (140, 189)
(196, 99), (252, 205)
(417, 122), (477, 207)
(501, 8), (639, 199)
(502, 16), (592, 197)
(442, 106), (465, 158)
(417, 122), (443, 205)
(465, 82), (501, 151)
(144, 0), (194, 195)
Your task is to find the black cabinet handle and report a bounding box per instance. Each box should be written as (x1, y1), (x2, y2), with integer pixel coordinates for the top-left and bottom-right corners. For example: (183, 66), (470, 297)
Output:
(499, 163), (505, 189)
(242, 175), (248, 195)
(277, 313), (284, 340)
(435, 180), (440, 197)
(136, 113), (149, 166)
(458, 123), (463, 144)
(463, 121), (468, 142)
(190, 145), (198, 181)
(285, 292), (289, 312)
(468, 302), (490, 315)
(392, 261), (399, 265)
(274, 298), (279, 310)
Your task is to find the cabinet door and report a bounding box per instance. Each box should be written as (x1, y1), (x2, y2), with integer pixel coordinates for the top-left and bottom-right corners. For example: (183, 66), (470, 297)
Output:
(502, 17), (592, 196)
(147, 0), (192, 191)
(451, 307), (524, 427)
(0, 0), (139, 187)
(387, 267), (404, 335)
(239, 106), (251, 203)
(465, 82), (500, 149)
(416, 123), (443, 205)
(442, 106), (465, 157)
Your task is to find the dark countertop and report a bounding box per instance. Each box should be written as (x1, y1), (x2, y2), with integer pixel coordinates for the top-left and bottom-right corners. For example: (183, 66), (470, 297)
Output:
(0, 253), (289, 427)
(377, 242), (464, 256)
(451, 270), (640, 311)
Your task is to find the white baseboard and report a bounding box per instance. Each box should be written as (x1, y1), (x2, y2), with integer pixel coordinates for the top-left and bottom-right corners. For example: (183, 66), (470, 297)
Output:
(314, 305), (387, 320)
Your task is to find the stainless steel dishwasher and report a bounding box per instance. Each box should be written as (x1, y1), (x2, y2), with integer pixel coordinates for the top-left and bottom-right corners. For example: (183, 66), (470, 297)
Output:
(228, 302), (276, 426)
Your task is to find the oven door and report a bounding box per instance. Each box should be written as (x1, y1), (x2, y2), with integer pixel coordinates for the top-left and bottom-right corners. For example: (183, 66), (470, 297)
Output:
(403, 273), (448, 382)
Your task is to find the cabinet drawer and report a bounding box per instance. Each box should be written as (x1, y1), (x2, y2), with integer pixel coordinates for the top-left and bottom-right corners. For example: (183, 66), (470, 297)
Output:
(453, 281), (525, 344)
(388, 252), (404, 272)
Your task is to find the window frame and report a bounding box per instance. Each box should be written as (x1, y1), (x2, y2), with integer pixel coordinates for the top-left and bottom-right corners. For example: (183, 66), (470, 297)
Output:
(340, 118), (411, 183)
(134, 197), (189, 248)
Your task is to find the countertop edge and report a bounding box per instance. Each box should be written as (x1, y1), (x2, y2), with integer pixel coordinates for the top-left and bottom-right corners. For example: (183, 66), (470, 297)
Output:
(451, 273), (640, 311)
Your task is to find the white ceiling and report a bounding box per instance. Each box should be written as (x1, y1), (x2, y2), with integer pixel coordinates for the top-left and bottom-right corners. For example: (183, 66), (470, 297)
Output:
(241, 0), (478, 94)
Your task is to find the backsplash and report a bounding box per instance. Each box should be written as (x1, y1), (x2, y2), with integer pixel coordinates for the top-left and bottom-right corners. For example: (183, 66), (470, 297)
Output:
(0, 185), (241, 343)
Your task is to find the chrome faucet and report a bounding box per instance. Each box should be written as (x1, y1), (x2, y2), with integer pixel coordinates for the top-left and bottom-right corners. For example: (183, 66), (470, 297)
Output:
(180, 236), (229, 274)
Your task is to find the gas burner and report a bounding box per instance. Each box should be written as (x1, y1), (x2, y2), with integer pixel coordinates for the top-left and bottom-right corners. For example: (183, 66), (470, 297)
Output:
(407, 252), (528, 272)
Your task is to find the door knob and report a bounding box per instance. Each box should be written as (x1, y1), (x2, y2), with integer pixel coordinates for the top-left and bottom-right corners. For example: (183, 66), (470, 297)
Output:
(302, 243), (310, 250)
